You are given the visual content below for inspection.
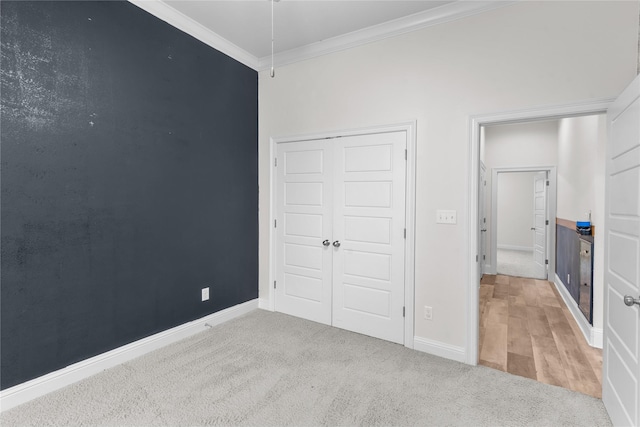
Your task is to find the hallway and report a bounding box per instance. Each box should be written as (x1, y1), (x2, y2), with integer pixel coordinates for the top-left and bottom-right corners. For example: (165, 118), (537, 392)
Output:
(479, 274), (602, 398)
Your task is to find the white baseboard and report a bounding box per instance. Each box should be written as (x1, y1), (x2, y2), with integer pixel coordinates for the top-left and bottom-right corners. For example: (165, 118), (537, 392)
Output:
(413, 336), (466, 363)
(482, 265), (494, 276)
(258, 297), (272, 310)
(591, 327), (603, 348)
(497, 244), (533, 252)
(0, 299), (258, 412)
(553, 274), (601, 349)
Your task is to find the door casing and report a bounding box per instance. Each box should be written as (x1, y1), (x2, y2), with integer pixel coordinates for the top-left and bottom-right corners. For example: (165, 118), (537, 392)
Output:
(267, 121), (417, 349)
(467, 99), (614, 365)
(479, 162), (487, 277)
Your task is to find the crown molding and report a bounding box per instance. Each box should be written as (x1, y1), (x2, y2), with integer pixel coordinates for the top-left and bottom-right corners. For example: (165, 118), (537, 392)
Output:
(128, 1), (516, 73)
(128, 0), (260, 70)
(258, 0), (518, 70)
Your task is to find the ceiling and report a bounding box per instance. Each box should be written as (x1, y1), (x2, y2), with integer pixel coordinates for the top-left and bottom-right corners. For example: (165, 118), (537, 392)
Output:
(132, 0), (512, 70)
(163, 1), (455, 58)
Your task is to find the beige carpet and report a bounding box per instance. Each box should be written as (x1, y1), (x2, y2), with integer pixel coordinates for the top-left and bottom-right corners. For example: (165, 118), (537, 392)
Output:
(1, 310), (611, 426)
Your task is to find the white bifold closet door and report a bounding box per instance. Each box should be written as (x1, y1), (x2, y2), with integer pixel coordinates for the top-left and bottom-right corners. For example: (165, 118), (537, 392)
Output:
(275, 131), (406, 344)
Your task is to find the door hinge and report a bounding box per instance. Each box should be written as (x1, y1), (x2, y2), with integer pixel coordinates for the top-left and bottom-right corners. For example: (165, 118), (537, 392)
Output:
(483, 217), (486, 223)
(545, 219), (549, 225)
(403, 306), (405, 317)
(476, 255), (479, 262)
(546, 180), (549, 186)
(274, 158), (277, 167)
(405, 149), (407, 160)
(274, 281), (277, 289)
(404, 228), (406, 239)
(274, 219), (277, 228)
(545, 259), (549, 265)
(483, 254), (486, 260)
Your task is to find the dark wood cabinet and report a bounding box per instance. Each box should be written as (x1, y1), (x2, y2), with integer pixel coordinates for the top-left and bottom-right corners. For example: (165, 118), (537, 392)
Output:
(555, 223), (593, 325)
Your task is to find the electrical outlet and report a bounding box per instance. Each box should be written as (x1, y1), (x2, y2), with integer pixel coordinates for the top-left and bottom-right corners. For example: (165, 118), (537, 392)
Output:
(436, 210), (457, 224)
(201, 287), (209, 302)
(424, 306), (433, 320)
(567, 274), (570, 285)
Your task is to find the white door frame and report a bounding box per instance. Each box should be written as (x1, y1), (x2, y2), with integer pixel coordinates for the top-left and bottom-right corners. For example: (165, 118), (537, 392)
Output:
(267, 121), (417, 349)
(489, 167), (557, 279)
(479, 162), (487, 277)
(467, 99), (613, 365)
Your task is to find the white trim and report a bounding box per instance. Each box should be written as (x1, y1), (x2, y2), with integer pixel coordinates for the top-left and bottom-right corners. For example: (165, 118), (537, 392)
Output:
(258, 297), (271, 311)
(127, 0), (260, 70)
(592, 327), (604, 349)
(413, 336), (466, 363)
(267, 135), (277, 314)
(404, 121), (418, 350)
(268, 121), (417, 350)
(553, 274), (602, 349)
(467, 98), (614, 366)
(483, 264), (494, 276)
(0, 299), (258, 412)
(497, 244), (534, 252)
(128, 0), (513, 72)
(258, 1), (516, 70)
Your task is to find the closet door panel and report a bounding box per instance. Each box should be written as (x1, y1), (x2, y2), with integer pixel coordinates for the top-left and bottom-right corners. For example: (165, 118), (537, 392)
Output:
(275, 141), (333, 325)
(332, 132), (406, 344)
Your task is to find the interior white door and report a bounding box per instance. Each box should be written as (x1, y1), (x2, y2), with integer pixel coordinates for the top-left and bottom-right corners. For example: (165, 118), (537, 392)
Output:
(532, 171), (547, 279)
(479, 163), (487, 277)
(275, 140), (333, 325)
(602, 74), (640, 427)
(331, 132), (406, 344)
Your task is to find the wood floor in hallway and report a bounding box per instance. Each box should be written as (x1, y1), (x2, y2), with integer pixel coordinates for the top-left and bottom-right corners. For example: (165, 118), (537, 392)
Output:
(479, 274), (602, 398)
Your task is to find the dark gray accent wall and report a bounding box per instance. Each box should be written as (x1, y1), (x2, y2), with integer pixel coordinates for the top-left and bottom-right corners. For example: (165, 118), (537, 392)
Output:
(1, 1), (258, 390)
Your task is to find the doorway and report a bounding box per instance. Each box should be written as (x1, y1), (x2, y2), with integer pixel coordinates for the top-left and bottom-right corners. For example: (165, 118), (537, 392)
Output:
(471, 109), (609, 397)
(490, 168), (554, 280)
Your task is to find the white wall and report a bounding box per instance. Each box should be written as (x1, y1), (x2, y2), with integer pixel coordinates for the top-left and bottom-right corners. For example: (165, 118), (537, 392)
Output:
(497, 172), (537, 250)
(483, 120), (559, 272)
(557, 114), (607, 330)
(259, 1), (639, 351)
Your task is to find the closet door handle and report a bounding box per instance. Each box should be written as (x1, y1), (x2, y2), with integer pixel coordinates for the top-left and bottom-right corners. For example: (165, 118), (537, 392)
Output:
(332, 240), (341, 248)
(624, 295), (640, 307)
(322, 240), (330, 247)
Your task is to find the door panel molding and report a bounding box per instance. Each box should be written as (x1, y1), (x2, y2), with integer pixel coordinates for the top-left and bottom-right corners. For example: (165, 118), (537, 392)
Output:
(268, 121), (417, 349)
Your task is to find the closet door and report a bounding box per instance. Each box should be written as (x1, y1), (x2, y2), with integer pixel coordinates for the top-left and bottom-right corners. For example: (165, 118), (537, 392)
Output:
(331, 132), (406, 344)
(275, 140), (333, 325)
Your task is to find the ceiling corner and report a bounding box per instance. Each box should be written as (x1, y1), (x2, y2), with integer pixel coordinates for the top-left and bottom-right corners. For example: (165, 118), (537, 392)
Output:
(128, 0), (261, 71)
(258, 0), (518, 71)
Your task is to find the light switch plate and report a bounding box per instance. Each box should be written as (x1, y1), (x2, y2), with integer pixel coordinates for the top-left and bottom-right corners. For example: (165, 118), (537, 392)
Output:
(436, 210), (457, 224)
(201, 287), (210, 301)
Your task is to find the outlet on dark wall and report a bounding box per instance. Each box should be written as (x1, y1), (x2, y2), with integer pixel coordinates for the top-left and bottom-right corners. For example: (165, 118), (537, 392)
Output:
(0, 1), (258, 390)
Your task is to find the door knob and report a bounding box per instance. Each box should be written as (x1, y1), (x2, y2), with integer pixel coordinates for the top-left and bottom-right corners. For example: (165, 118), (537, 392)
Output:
(481, 229), (487, 232)
(322, 240), (330, 247)
(623, 295), (640, 307)
(332, 240), (341, 248)
(531, 227), (536, 231)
